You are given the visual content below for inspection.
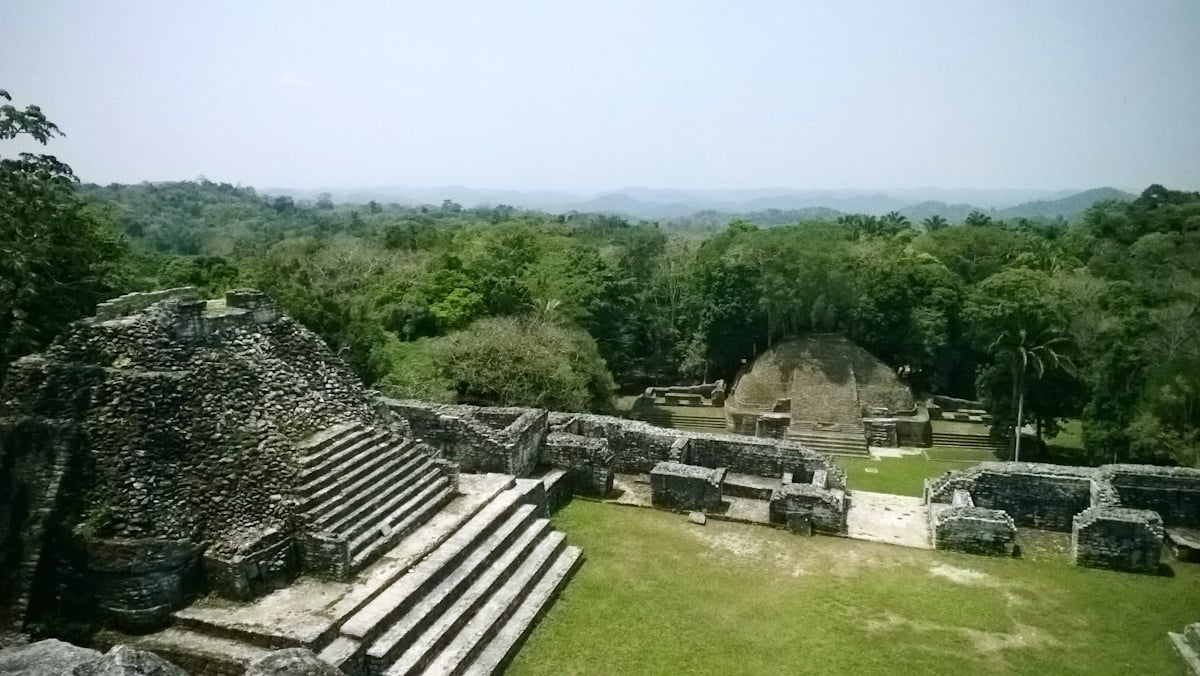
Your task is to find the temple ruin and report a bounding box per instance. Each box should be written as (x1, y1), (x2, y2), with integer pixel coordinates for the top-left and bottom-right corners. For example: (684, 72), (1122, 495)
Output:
(723, 335), (930, 453)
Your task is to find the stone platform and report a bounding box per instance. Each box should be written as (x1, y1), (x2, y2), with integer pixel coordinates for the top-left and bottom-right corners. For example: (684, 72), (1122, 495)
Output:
(592, 474), (931, 548)
(117, 473), (581, 675)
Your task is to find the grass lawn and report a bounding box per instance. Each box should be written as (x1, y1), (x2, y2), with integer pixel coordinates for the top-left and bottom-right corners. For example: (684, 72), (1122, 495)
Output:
(834, 452), (983, 497)
(510, 501), (1200, 676)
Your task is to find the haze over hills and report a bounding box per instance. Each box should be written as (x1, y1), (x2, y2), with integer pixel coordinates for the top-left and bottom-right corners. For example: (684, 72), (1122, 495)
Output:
(265, 185), (1137, 223)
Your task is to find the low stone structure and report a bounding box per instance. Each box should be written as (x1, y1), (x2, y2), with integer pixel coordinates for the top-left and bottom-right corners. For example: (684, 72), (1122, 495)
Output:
(540, 432), (615, 496)
(768, 480), (846, 535)
(1072, 507), (1164, 574)
(386, 401), (546, 477)
(549, 411), (846, 485)
(1168, 528), (1200, 562)
(650, 462), (726, 511)
(929, 490), (1016, 556)
(925, 462), (1095, 531)
(926, 461), (1198, 571)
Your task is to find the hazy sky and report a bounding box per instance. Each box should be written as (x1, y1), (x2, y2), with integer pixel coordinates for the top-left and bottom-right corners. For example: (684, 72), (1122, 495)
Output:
(3, 1), (1198, 192)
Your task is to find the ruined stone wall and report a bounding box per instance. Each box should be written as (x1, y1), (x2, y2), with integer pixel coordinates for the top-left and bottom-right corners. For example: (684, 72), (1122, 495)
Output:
(1102, 465), (1200, 527)
(384, 400), (546, 476)
(550, 412), (846, 486)
(925, 462), (1096, 532)
(649, 462), (725, 511)
(540, 432), (615, 496)
(768, 482), (846, 534)
(73, 536), (203, 631)
(1072, 507), (1164, 574)
(929, 491), (1016, 556)
(550, 413), (679, 474)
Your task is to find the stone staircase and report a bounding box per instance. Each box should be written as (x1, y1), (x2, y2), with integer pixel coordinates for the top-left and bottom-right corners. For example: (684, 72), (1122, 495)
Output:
(787, 423), (869, 455)
(629, 410), (727, 433)
(319, 480), (581, 675)
(931, 430), (1007, 454)
(298, 422), (455, 579)
(123, 475), (581, 675)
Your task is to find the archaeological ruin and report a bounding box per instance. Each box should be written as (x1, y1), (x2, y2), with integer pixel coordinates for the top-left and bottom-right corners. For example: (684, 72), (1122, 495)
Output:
(1, 289), (1197, 673)
(723, 335), (931, 453)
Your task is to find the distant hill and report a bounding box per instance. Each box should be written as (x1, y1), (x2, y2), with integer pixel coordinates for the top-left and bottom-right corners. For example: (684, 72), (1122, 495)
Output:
(260, 184), (1135, 224)
(996, 187), (1135, 220)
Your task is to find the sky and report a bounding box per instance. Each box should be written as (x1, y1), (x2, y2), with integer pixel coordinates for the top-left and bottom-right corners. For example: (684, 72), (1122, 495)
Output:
(3, 1), (1199, 192)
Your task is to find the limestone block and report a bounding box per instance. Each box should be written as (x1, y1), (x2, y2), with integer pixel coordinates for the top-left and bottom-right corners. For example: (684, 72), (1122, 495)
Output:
(930, 503), (1016, 556)
(769, 483), (846, 534)
(649, 462), (725, 511)
(1072, 507), (1164, 574)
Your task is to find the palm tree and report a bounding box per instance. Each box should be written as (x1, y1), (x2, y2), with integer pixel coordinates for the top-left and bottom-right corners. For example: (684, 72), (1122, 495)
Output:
(964, 211), (994, 227)
(921, 215), (949, 231)
(881, 211), (910, 231)
(987, 318), (1074, 461)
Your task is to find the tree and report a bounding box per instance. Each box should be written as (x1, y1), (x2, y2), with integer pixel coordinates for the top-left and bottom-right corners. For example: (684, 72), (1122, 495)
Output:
(964, 211), (994, 227)
(420, 316), (615, 411)
(1, 90), (127, 384)
(965, 269), (1076, 461)
(921, 215), (948, 232)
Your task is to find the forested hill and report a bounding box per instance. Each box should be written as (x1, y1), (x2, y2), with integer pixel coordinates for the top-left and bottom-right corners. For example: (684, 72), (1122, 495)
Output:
(8, 178), (1199, 470)
(269, 185), (1135, 224)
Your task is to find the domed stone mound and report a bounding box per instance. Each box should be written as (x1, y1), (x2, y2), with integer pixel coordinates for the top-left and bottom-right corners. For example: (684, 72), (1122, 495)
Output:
(726, 335), (916, 452)
(0, 288), (446, 634)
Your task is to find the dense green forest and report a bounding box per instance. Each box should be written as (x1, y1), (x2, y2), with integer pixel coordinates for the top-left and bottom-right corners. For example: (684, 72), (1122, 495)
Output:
(4, 93), (1199, 468)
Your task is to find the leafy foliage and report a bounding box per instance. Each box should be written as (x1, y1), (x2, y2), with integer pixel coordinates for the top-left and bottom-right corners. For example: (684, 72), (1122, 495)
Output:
(0, 91), (127, 384)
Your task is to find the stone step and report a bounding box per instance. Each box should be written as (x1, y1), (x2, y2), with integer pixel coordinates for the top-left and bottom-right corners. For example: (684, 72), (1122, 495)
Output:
(309, 449), (430, 532)
(932, 433), (1007, 450)
(406, 533), (570, 676)
(349, 479), (456, 570)
(301, 437), (416, 512)
(299, 423), (378, 472)
(364, 508), (545, 671)
(322, 459), (435, 539)
(789, 433), (869, 455)
(299, 430), (395, 497)
(339, 487), (526, 644)
(120, 626), (271, 676)
(462, 545), (583, 676)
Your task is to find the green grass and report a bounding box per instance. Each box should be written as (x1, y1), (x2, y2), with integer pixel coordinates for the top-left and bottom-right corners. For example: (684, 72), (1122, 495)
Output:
(834, 454), (975, 497)
(924, 446), (1001, 462)
(511, 501), (1200, 676)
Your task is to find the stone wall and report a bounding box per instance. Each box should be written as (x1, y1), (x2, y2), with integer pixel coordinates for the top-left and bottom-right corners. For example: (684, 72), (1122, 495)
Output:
(929, 490), (1016, 556)
(927, 460), (1196, 572)
(550, 413), (679, 474)
(550, 412), (846, 487)
(1102, 465), (1200, 527)
(202, 527), (296, 601)
(76, 536), (203, 631)
(649, 462), (725, 511)
(768, 482), (846, 534)
(540, 432), (615, 496)
(1072, 507), (1164, 574)
(93, 288), (200, 321)
(925, 462), (1097, 532)
(384, 400), (546, 476)
(0, 417), (78, 635)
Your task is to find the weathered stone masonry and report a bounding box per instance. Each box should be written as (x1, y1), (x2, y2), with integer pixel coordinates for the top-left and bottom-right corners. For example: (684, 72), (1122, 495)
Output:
(0, 289), (423, 633)
(925, 461), (1200, 572)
